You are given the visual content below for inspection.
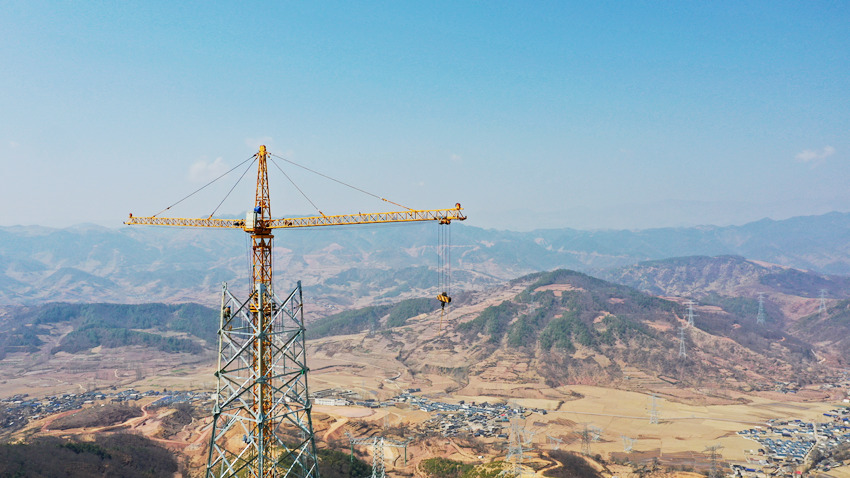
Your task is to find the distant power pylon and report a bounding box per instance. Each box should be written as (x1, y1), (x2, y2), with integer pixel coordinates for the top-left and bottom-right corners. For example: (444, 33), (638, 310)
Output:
(578, 423), (602, 456)
(705, 444), (724, 478)
(686, 300), (697, 327)
(819, 289), (828, 315)
(621, 435), (636, 453)
(756, 294), (766, 325)
(546, 435), (563, 451)
(649, 394), (660, 424)
(346, 433), (410, 478)
(679, 325), (688, 359)
(505, 419), (534, 477)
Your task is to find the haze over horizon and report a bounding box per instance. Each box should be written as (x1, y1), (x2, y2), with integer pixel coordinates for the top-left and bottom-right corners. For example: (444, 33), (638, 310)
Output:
(2, 2), (848, 231)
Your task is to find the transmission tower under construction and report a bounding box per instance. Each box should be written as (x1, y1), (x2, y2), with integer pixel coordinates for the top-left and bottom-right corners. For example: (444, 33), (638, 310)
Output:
(678, 325), (688, 359)
(126, 146), (465, 478)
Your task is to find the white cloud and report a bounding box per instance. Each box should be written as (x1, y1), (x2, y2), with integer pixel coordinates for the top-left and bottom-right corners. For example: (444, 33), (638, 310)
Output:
(189, 157), (229, 182)
(450, 153), (462, 162)
(795, 146), (835, 163)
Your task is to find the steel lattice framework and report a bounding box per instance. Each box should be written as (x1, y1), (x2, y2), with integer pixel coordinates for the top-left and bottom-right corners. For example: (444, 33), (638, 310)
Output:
(347, 434), (410, 478)
(206, 281), (318, 478)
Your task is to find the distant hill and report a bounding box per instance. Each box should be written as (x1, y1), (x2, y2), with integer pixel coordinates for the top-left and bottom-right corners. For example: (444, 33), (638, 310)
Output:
(6, 263), (847, 397)
(602, 255), (850, 362)
(0, 303), (217, 360)
(603, 255), (850, 299)
(2, 211), (850, 307)
(789, 300), (850, 361)
(311, 269), (833, 391)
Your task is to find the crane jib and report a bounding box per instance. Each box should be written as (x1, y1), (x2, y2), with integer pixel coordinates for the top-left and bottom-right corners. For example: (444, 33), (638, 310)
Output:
(125, 207), (466, 230)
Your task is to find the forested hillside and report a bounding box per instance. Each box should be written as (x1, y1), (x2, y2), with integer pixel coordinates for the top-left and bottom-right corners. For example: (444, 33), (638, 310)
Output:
(311, 269), (831, 391)
(1, 303), (217, 359)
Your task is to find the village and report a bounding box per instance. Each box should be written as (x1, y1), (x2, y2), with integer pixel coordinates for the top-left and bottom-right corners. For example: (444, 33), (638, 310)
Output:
(735, 407), (850, 476)
(0, 389), (207, 433)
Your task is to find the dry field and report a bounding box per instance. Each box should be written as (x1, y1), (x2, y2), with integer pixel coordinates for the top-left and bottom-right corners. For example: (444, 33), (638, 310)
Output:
(0, 344), (216, 400)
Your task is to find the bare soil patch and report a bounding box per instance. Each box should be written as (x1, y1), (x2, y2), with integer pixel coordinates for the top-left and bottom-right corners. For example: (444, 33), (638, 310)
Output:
(49, 403), (142, 431)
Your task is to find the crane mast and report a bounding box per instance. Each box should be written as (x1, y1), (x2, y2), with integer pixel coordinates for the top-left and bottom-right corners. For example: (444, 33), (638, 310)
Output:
(251, 145), (273, 291)
(125, 145), (465, 478)
(249, 145), (275, 469)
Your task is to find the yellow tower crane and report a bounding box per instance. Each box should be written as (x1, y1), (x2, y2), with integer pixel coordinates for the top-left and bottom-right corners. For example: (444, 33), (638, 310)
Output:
(126, 145), (465, 478)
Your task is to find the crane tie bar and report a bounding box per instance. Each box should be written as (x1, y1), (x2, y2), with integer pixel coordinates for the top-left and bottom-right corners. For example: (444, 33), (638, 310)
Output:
(270, 153), (412, 211)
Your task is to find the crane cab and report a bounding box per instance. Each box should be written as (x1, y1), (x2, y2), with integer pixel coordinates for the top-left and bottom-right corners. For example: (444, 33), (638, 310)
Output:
(244, 206), (261, 232)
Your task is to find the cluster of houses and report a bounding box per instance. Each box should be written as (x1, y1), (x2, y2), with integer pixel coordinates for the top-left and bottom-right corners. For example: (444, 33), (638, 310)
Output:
(392, 392), (545, 438)
(736, 407), (850, 475)
(308, 388), (548, 439)
(148, 390), (210, 408)
(1, 391), (109, 431)
(0, 388), (211, 433)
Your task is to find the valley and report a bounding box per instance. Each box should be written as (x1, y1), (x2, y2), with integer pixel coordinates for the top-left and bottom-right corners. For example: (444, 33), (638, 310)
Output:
(2, 254), (850, 476)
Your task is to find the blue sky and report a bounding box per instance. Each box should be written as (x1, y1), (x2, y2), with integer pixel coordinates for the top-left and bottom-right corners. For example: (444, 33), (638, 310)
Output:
(1, 1), (847, 230)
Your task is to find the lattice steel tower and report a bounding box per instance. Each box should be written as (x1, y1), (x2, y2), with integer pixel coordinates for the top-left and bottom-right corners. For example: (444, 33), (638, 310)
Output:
(125, 146), (466, 478)
(686, 300), (696, 327)
(347, 434), (410, 478)
(705, 444), (724, 478)
(505, 419), (533, 477)
(756, 294), (766, 325)
(649, 394), (660, 424)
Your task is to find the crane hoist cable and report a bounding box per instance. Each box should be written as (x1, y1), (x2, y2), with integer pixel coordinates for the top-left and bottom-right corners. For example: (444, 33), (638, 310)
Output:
(437, 216), (452, 330)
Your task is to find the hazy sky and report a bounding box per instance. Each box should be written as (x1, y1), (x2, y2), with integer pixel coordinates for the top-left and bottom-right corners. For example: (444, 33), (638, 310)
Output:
(2, 2), (848, 231)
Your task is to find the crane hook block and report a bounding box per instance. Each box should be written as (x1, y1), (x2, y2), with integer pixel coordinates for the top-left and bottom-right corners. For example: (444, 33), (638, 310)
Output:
(437, 292), (451, 307)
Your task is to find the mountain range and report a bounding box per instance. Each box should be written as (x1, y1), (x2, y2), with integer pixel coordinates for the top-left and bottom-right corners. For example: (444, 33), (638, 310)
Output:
(2, 211), (850, 308)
